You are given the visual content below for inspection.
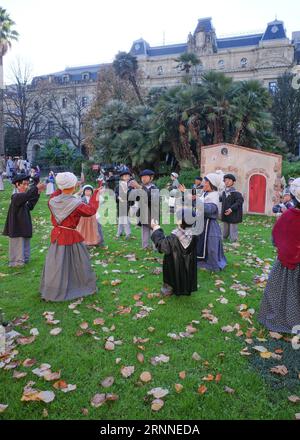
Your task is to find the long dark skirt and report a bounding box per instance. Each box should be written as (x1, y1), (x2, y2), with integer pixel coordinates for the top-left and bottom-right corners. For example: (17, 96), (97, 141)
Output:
(40, 241), (97, 302)
(258, 259), (300, 334)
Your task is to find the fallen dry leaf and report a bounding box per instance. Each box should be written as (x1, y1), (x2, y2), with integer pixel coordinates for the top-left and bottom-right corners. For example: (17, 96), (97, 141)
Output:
(21, 390), (55, 403)
(0, 404), (8, 413)
(13, 371), (28, 380)
(22, 358), (36, 368)
(179, 371), (186, 380)
(53, 380), (68, 390)
(192, 352), (201, 361)
(17, 336), (36, 346)
(79, 322), (89, 330)
(91, 393), (106, 408)
(93, 318), (105, 326)
(151, 399), (164, 411)
(137, 353), (145, 364)
(288, 395), (300, 403)
(224, 386), (235, 394)
(121, 366), (135, 378)
(49, 328), (62, 336)
(174, 384), (183, 393)
(101, 377), (115, 388)
(197, 385), (208, 395)
(140, 372), (152, 383)
(270, 365), (289, 376)
(148, 388), (169, 399)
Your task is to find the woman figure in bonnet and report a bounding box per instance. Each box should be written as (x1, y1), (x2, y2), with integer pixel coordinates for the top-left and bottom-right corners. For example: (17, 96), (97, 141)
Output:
(259, 178), (300, 333)
(40, 172), (100, 302)
(196, 171), (227, 272)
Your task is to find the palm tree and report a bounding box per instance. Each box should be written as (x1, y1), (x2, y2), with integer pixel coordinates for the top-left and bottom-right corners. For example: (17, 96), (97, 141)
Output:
(175, 53), (201, 75)
(231, 80), (273, 147)
(0, 7), (19, 154)
(200, 71), (235, 144)
(113, 52), (144, 105)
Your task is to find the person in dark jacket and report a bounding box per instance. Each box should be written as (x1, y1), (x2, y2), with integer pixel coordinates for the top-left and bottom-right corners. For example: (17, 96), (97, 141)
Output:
(130, 170), (159, 249)
(220, 174), (244, 242)
(3, 173), (45, 267)
(151, 208), (198, 296)
(115, 169), (133, 239)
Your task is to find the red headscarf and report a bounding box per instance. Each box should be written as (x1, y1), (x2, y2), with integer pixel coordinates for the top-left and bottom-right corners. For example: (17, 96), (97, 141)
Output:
(272, 208), (300, 269)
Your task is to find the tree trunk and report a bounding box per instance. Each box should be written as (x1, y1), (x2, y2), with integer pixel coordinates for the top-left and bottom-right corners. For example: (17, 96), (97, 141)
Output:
(129, 77), (144, 105)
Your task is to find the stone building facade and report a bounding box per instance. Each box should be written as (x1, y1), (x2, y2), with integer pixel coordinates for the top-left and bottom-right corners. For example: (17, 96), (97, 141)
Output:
(130, 17), (300, 92)
(200, 143), (283, 216)
(10, 17), (300, 161)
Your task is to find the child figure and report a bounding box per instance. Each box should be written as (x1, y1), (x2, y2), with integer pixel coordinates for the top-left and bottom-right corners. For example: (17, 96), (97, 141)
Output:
(3, 173), (46, 267)
(76, 185), (102, 246)
(115, 169), (133, 240)
(130, 169), (159, 249)
(151, 208), (198, 296)
(272, 189), (295, 217)
(46, 171), (56, 196)
(220, 174), (244, 242)
(40, 173), (100, 302)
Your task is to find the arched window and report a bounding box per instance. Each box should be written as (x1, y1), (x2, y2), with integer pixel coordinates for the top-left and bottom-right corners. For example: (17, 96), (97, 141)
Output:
(218, 59), (225, 69)
(157, 66), (163, 75)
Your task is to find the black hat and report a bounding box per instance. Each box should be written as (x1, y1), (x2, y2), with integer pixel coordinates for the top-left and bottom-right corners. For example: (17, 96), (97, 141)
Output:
(224, 174), (236, 182)
(119, 169), (132, 177)
(195, 176), (203, 181)
(139, 169), (155, 177)
(12, 173), (30, 185)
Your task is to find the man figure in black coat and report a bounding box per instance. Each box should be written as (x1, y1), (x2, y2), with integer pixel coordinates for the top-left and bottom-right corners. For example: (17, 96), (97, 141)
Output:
(3, 173), (46, 267)
(220, 174), (244, 243)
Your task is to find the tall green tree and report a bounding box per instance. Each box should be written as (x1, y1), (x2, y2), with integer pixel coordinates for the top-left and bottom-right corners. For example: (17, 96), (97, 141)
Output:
(113, 52), (144, 105)
(0, 7), (19, 154)
(271, 73), (300, 157)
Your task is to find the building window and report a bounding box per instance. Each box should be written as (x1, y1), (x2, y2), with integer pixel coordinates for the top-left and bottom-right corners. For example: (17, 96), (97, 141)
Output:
(62, 97), (67, 109)
(269, 81), (278, 94)
(218, 60), (225, 70)
(82, 72), (90, 81)
(62, 74), (70, 83)
(157, 66), (163, 76)
(82, 96), (88, 107)
(241, 58), (248, 68)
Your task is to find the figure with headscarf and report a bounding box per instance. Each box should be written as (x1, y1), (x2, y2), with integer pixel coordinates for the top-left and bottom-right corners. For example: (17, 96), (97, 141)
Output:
(151, 208), (198, 296)
(196, 171), (227, 272)
(258, 178), (300, 334)
(40, 172), (100, 302)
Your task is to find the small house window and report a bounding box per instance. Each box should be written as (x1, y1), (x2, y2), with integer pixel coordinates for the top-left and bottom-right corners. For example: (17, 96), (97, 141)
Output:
(62, 74), (70, 83)
(241, 58), (248, 68)
(62, 97), (67, 109)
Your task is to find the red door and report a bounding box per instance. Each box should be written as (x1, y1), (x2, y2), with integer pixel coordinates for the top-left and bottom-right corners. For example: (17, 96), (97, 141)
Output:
(249, 174), (266, 214)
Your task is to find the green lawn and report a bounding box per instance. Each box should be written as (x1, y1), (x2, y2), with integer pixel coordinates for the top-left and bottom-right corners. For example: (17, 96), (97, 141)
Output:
(0, 182), (299, 420)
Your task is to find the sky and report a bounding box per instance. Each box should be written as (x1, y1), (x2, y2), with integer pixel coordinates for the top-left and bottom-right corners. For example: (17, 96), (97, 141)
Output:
(1, 0), (300, 83)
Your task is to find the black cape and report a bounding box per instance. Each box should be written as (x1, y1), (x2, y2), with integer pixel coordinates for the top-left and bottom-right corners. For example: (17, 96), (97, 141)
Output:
(3, 186), (40, 238)
(152, 228), (198, 296)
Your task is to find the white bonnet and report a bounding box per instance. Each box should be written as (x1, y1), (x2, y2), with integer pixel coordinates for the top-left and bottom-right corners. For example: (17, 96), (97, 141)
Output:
(290, 177), (300, 202)
(205, 170), (225, 191)
(56, 172), (77, 190)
